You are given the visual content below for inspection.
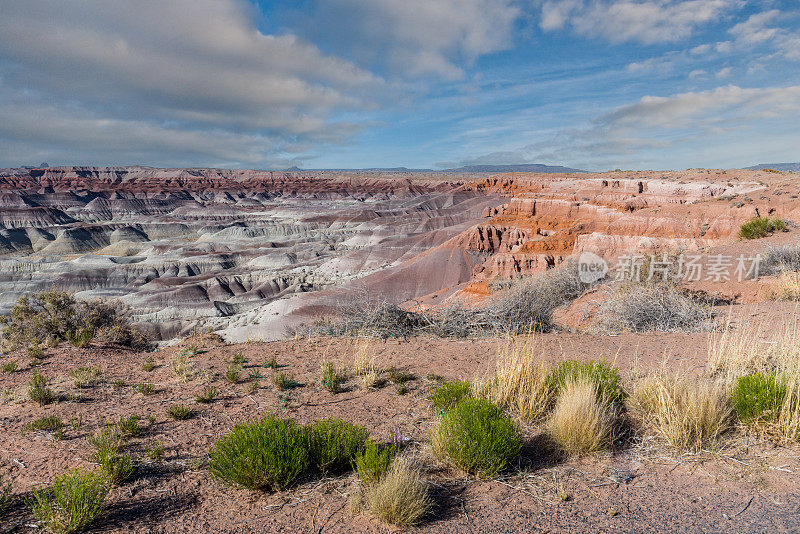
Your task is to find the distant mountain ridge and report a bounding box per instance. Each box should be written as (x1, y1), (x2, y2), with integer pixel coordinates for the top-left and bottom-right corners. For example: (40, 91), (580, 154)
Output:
(282, 163), (586, 173)
(746, 162), (800, 172)
(444, 163), (586, 173)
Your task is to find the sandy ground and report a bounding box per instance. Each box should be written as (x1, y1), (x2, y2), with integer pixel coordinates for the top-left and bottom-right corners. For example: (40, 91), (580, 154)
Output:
(2, 307), (800, 533)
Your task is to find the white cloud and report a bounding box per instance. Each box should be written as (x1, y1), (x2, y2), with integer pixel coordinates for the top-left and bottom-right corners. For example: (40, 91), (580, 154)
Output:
(538, 0), (742, 44)
(310, 0), (520, 79)
(0, 0), (383, 167)
(728, 10), (800, 60)
(460, 84), (800, 169)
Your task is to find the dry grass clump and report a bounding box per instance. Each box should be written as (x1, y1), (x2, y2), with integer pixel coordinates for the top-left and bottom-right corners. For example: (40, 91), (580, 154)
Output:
(69, 366), (102, 388)
(170, 355), (197, 382)
(548, 380), (615, 456)
(761, 271), (800, 301)
(352, 341), (380, 388)
(708, 321), (800, 380)
(761, 244), (800, 275)
(596, 282), (714, 332)
(478, 339), (553, 423)
(627, 374), (732, 451)
(365, 460), (432, 528)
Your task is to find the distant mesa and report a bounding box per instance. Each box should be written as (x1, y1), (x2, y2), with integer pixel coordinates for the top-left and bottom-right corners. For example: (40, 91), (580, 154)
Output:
(444, 163), (587, 173)
(282, 163), (585, 173)
(746, 162), (800, 172)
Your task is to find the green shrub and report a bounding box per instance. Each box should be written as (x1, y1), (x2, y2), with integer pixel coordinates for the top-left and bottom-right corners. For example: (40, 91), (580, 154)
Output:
(146, 442), (165, 461)
(166, 404), (194, 421)
(133, 382), (155, 396)
(92, 448), (135, 485)
(0, 471), (12, 514)
(2, 361), (17, 373)
(88, 428), (123, 454)
(265, 357), (279, 369)
(195, 385), (216, 404)
(208, 415), (310, 491)
(273, 371), (298, 390)
(320, 361), (343, 393)
(733, 373), (787, 423)
(115, 415), (141, 439)
(28, 373), (54, 405)
(739, 216), (787, 240)
(69, 366), (102, 388)
(431, 398), (522, 477)
(549, 360), (624, 405)
(141, 357), (156, 372)
(28, 469), (108, 534)
(0, 289), (150, 352)
(305, 419), (368, 474)
(428, 380), (472, 414)
(224, 363), (242, 384)
(25, 416), (64, 439)
(354, 441), (396, 482)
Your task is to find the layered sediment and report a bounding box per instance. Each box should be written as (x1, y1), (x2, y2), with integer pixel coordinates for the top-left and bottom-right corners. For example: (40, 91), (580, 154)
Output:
(1, 166), (794, 340)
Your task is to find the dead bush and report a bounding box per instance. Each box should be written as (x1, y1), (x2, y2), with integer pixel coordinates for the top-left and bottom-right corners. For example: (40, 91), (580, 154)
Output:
(596, 282), (714, 332)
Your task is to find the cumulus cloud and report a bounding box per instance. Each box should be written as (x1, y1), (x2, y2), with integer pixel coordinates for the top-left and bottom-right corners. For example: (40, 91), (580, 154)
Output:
(0, 0), (382, 167)
(538, 0), (741, 44)
(307, 0), (520, 79)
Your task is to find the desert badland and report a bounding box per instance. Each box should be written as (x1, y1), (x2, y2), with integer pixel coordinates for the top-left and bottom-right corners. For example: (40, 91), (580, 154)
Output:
(3, 165), (800, 532)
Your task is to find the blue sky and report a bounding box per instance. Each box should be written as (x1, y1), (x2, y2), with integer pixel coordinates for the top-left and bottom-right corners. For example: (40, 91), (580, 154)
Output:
(0, 0), (798, 170)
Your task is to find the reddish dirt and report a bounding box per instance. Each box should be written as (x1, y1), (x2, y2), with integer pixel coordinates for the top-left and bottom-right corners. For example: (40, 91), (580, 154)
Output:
(2, 317), (800, 533)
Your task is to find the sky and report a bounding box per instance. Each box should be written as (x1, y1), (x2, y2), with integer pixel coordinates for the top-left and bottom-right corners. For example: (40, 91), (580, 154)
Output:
(0, 0), (798, 171)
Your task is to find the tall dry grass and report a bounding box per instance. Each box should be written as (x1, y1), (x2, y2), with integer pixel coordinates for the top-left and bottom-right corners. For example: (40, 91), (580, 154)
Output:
(627, 374), (732, 451)
(547, 379), (615, 456)
(352, 340), (379, 388)
(761, 271), (800, 301)
(476, 338), (553, 424)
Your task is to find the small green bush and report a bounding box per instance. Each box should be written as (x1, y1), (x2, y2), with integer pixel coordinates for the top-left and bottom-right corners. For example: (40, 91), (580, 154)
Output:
(88, 428), (123, 454)
(69, 366), (102, 388)
(354, 441), (396, 482)
(431, 398), (522, 477)
(0, 289), (150, 352)
(133, 382), (155, 396)
(739, 216), (787, 240)
(166, 404), (194, 421)
(274, 371), (298, 390)
(28, 373), (54, 405)
(28, 469), (108, 534)
(320, 361), (343, 393)
(92, 448), (135, 485)
(0, 471), (12, 514)
(265, 357), (279, 369)
(549, 361), (624, 405)
(115, 415), (141, 439)
(225, 363), (242, 384)
(25, 416), (64, 439)
(146, 442), (165, 461)
(2, 361), (17, 373)
(428, 380), (472, 414)
(195, 385), (216, 404)
(733, 373), (787, 423)
(141, 357), (156, 372)
(305, 419), (368, 474)
(208, 415), (310, 491)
